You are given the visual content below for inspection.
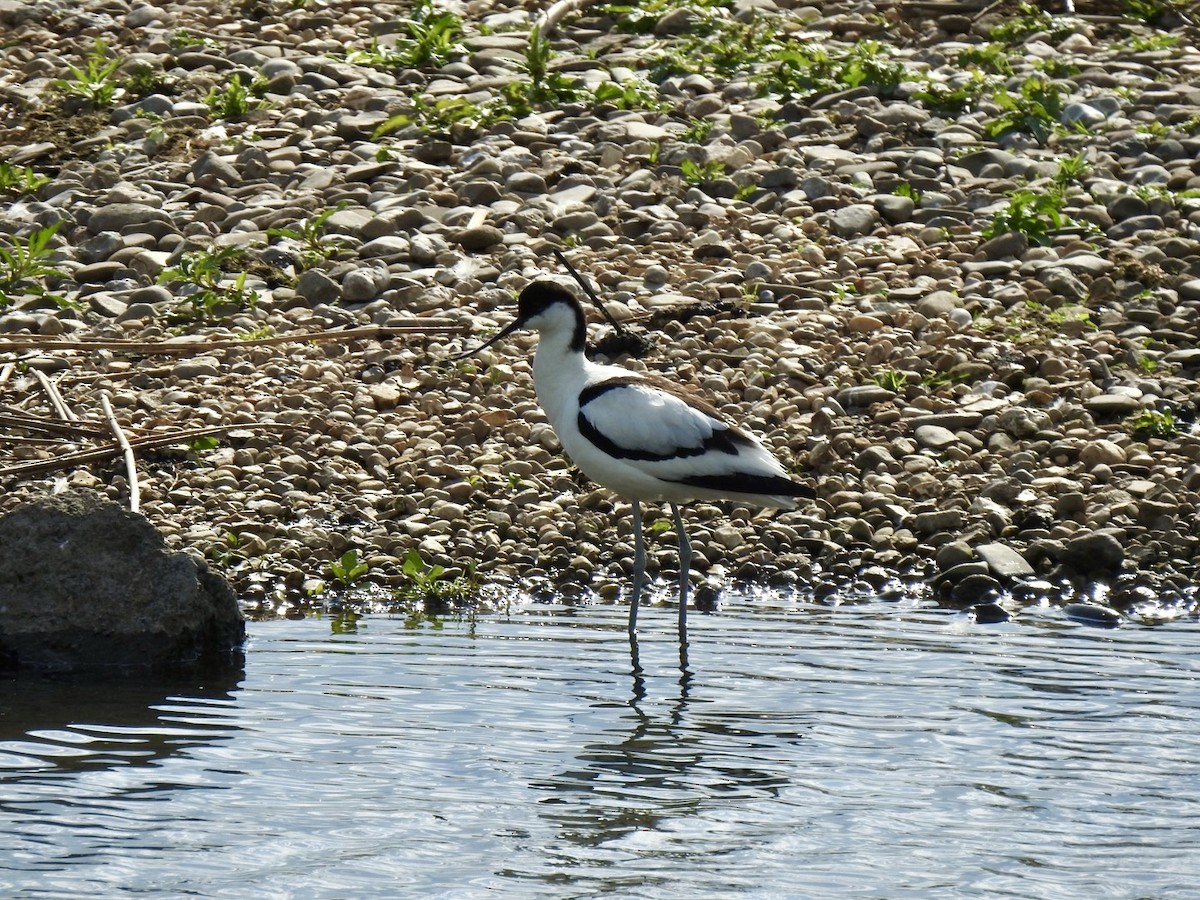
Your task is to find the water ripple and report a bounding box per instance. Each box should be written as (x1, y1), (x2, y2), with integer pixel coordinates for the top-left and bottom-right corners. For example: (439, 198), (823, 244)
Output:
(1, 597), (1198, 897)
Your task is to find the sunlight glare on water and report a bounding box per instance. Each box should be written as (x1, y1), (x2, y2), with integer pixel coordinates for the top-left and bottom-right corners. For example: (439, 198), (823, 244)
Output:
(1, 596), (1198, 898)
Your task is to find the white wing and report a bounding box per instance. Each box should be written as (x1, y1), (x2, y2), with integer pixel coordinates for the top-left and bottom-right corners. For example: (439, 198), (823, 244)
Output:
(578, 380), (738, 460)
(570, 376), (808, 507)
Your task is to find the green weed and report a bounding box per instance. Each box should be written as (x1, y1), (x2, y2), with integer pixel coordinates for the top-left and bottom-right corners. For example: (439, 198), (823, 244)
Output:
(981, 188), (1093, 245)
(397, 548), (479, 605)
(0, 162), (50, 197)
(388, 0), (465, 67)
(989, 2), (1079, 43)
(1127, 31), (1180, 51)
(591, 77), (666, 111)
(986, 76), (1068, 145)
(266, 203), (353, 270)
(873, 369), (908, 392)
(329, 548), (370, 589)
(0, 222), (67, 310)
(955, 44), (1013, 76)
(912, 72), (994, 117)
(1053, 151), (1092, 188)
(1122, 0), (1191, 25)
(346, 1), (464, 70)
(51, 38), (124, 108)
(374, 94), (485, 138)
(205, 73), (267, 119)
(679, 117), (715, 143)
(680, 158), (726, 185)
(1128, 407), (1179, 440)
(158, 245), (258, 322)
(769, 40), (906, 101)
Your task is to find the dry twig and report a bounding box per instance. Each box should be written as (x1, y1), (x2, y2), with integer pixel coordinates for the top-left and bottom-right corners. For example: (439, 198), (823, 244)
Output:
(99, 391), (140, 513)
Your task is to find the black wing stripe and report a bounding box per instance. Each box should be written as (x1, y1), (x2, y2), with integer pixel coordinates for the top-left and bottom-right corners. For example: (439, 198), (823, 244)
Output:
(668, 473), (815, 498)
(577, 379), (755, 462)
(577, 409), (742, 462)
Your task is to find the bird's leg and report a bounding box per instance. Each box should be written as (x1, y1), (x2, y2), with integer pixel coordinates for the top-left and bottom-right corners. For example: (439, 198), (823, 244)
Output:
(629, 498), (644, 635)
(671, 502), (691, 641)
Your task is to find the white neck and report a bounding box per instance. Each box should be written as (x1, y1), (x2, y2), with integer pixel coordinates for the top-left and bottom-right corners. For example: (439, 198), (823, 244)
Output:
(532, 329), (590, 432)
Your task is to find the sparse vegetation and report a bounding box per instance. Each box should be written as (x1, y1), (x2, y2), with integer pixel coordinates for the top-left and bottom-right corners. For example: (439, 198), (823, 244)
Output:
(266, 204), (354, 270)
(986, 76), (1068, 145)
(205, 73), (267, 119)
(981, 188), (1094, 246)
(873, 369), (909, 392)
(0, 163), (50, 197)
(769, 40), (908, 101)
(0, 223), (67, 310)
(344, 0), (465, 70)
(158, 245), (258, 322)
(51, 38), (125, 108)
(396, 549), (479, 605)
(329, 549), (370, 589)
(680, 158), (726, 185)
(1128, 407), (1180, 440)
(989, 2), (1081, 44)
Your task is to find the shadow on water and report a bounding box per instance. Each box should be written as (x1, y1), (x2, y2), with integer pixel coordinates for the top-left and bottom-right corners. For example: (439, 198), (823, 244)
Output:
(0, 666), (245, 775)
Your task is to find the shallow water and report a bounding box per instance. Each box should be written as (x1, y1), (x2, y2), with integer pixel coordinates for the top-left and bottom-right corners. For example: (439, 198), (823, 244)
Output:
(2, 595), (1198, 898)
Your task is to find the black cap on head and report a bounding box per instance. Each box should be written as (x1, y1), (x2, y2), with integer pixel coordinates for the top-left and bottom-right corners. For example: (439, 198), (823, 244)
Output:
(517, 281), (580, 321)
(453, 280), (584, 359)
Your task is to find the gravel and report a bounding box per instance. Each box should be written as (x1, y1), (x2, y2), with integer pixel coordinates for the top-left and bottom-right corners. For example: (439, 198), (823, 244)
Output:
(2, 0), (1200, 625)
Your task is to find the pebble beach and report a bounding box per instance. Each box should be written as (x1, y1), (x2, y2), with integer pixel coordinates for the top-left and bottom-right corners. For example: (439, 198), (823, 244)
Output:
(2, 0), (1200, 622)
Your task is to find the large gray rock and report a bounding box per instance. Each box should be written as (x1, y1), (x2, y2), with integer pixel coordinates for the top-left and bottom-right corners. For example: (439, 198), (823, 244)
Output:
(0, 491), (244, 675)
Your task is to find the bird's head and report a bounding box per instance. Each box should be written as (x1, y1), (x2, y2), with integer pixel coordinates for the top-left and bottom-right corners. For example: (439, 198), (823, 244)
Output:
(455, 280), (585, 358)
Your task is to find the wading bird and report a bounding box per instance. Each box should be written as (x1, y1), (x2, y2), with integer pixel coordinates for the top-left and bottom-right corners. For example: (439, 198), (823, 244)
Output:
(457, 281), (812, 654)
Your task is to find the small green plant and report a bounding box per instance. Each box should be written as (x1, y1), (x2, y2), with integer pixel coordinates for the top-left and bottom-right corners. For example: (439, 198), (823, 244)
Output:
(955, 44), (1013, 76)
(329, 549), (370, 589)
(986, 76), (1067, 145)
(238, 324), (275, 341)
(989, 2), (1079, 43)
(266, 203), (353, 270)
(188, 435), (221, 453)
(346, 0), (465, 69)
(1053, 151), (1092, 188)
(158, 245), (258, 322)
(397, 548), (479, 604)
(894, 181), (922, 203)
(204, 73), (266, 119)
(0, 222), (67, 309)
(1128, 407), (1179, 440)
(1122, 0), (1190, 25)
(769, 40), (906, 101)
(680, 158), (726, 185)
(374, 94), (484, 138)
(679, 117), (715, 143)
(830, 281), (858, 302)
(170, 29), (214, 49)
(981, 188), (1083, 246)
(591, 77), (666, 111)
(1128, 31), (1180, 51)
(0, 162), (50, 197)
(501, 24), (586, 115)
(1134, 354), (1159, 375)
(125, 63), (166, 99)
(52, 38), (125, 107)
(1046, 305), (1095, 330)
(912, 74), (993, 118)
(393, 0), (465, 67)
(873, 369), (908, 392)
